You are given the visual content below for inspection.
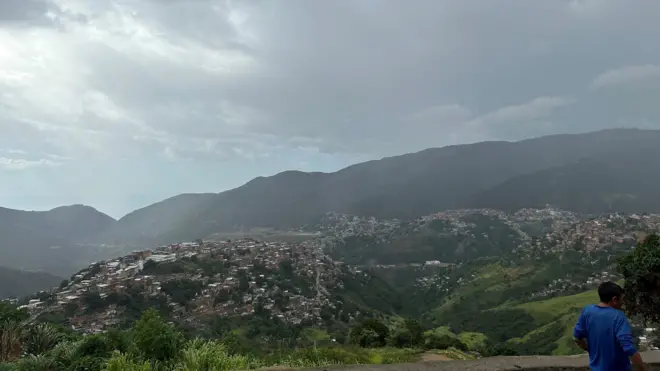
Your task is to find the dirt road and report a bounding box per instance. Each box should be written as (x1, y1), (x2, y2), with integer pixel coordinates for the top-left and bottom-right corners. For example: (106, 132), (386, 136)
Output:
(296, 351), (660, 371)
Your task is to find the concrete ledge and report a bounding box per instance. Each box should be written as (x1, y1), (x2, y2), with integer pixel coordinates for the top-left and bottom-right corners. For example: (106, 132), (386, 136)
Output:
(299, 351), (660, 371)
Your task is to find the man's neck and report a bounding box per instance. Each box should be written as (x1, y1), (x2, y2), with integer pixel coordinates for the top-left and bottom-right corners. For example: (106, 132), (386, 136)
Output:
(597, 302), (612, 308)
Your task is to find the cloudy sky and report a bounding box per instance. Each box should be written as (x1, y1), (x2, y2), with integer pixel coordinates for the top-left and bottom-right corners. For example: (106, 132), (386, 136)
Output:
(2, 0), (660, 218)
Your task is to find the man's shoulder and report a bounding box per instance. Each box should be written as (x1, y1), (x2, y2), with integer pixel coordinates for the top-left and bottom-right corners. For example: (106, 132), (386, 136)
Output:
(581, 304), (596, 313)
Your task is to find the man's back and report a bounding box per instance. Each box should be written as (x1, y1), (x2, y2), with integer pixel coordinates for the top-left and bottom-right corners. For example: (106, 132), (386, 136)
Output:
(573, 304), (637, 371)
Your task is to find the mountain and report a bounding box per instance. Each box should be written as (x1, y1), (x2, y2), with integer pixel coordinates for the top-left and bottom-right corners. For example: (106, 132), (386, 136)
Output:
(0, 266), (62, 299)
(101, 193), (218, 245)
(23, 208), (659, 356)
(29, 238), (402, 348)
(472, 145), (660, 213)
(109, 128), (660, 245)
(0, 205), (117, 274)
(4, 128), (660, 275)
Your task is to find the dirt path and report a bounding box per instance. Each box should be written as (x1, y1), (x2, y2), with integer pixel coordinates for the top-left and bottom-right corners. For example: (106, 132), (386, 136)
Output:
(264, 351), (660, 371)
(419, 352), (452, 362)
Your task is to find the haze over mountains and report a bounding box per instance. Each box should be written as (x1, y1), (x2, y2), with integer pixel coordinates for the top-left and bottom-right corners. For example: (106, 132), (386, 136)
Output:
(2, 128), (660, 275)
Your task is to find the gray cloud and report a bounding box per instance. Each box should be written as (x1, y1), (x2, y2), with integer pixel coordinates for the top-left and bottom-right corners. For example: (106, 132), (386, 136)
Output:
(592, 65), (660, 90)
(0, 0), (51, 23)
(2, 0), (660, 214)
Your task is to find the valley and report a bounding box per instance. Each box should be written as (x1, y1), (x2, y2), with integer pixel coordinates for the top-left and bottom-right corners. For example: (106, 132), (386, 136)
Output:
(5, 206), (660, 361)
(4, 129), (660, 277)
(3, 130), (660, 369)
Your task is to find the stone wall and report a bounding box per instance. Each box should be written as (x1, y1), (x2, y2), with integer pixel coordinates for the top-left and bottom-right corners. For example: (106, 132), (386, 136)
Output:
(300, 351), (660, 371)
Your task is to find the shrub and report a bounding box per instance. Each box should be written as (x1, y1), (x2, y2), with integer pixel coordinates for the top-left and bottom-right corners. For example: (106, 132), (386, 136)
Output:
(178, 339), (260, 370)
(131, 309), (185, 363)
(105, 352), (152, 371)
(618, 234), (660, 322)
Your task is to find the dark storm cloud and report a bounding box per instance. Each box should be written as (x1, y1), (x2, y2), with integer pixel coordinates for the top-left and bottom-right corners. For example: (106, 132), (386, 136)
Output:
(3, 0), (660, 179)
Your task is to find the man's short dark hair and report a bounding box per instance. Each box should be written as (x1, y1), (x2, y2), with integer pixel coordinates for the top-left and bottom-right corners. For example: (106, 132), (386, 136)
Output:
(598, 281), (624, 303)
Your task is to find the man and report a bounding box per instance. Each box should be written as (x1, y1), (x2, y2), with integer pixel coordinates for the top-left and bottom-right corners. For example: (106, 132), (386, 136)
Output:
(573, 281), (647, 371)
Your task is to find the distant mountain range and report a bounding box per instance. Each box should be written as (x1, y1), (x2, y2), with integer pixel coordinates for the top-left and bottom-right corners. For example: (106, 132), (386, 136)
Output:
(0, 266), (62, 299)
(3, 128), (660, 275)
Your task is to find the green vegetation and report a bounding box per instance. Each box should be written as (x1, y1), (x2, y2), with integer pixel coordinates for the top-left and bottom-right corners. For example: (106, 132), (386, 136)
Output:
(0, 307), (422, 371)
(332, 215), (525, 265)
(0, 266), (62, 300)
(6, 221), (659, 366)
(412, 235), (660, 357)
(404, 251), (609, 356)
(619, 234), (660, 323)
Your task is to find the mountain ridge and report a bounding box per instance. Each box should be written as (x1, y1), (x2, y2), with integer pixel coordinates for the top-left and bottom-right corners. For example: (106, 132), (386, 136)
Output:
(0, 265), (63, 299)
(3, 128), (660, 275)
(110, 128), (660, 244)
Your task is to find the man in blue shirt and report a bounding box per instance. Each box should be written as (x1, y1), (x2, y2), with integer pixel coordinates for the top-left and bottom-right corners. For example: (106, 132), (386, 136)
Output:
(573, 281), (647, 371)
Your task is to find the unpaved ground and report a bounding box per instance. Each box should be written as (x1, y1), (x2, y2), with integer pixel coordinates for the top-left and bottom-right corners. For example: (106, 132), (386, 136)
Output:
(294, 351), (660, 371)
(418, 352), (452, 362)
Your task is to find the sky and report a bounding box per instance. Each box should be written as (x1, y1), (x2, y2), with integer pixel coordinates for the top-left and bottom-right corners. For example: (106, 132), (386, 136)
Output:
(1, 0), (660, 218)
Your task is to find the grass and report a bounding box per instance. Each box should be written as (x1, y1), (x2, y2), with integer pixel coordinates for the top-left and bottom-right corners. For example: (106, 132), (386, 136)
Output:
(458, 332), (488, 350)
(431, 263), (537, 318)
(432, 347), (477, 360)
(501, 289), (597, 355)
(301, 328), (330, 342)
(425, 326), (456, 338)
(431, 260), (598, 357)
(514, 289), (597, 325)
(552, 314), (582, 355)
(101, 345), (423, 371)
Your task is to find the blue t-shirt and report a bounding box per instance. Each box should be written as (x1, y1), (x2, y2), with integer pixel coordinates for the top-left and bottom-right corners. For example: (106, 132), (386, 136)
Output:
(573, 304), (638, 371)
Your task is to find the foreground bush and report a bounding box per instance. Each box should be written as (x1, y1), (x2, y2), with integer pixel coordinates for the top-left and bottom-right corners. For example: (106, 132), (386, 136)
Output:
(0, 307), (424, 370)
(177, 340), (262, 370)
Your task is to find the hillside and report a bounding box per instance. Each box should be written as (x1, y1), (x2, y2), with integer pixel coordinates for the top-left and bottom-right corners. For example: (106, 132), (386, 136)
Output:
(16, 207), (660, 357)
(312, 206), (656, 266)
(28, 238), (403, 348)
(101, 193), (218, 246)
(109, 128), (660, 245)
(472, 150), (660, 213)
(0, 266), (62, 299)
(4, 129), (660, 275)
(0, 205), (118, 275)
(324, 209), (660, 355)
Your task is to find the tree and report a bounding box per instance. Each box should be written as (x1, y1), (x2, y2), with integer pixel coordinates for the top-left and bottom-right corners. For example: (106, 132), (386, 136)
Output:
(160, 279), (204, 306)
(0, 320), (24, 362)
(131, 308), (185, 363)
(214, 289), (231, 306)
(24, 323), (63, 356)
(278, 260), (294, 278)
(0, 303), (28, 323)
(82, 291), (105, 313)
(618, 234), (660, 322)
(14, 354), (57, 370)
(423, 332), (467, 351)
(63, 301), (79, 317)
(59, 280), (69, 290)
(405, 319), (424, 346)
(349, 319), (390, 348)
(238, 273), (250, 292)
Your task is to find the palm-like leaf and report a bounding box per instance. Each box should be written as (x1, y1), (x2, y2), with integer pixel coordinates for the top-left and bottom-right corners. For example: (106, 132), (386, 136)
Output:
(24, 323), (62, 356)
(0, 320), (24, 362)
(15, 354), (57, 371)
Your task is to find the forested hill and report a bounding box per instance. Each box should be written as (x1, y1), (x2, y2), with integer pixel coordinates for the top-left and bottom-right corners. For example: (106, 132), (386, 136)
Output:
(4, 128), (660, 275)
(103, 128), (660, 245)
(0, 266), (62, 299)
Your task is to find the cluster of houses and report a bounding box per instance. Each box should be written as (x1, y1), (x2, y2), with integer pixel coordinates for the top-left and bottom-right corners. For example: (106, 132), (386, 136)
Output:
(520, 212), (660, 256)
(24, 239), (357, 333)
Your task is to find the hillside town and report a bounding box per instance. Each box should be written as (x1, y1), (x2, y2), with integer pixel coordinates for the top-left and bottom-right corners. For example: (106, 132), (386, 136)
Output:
(306, 208), (660, 302)
(12, 207), (660, 337)
(22, 239), (362, 334)
(312, 207), (660, 258)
